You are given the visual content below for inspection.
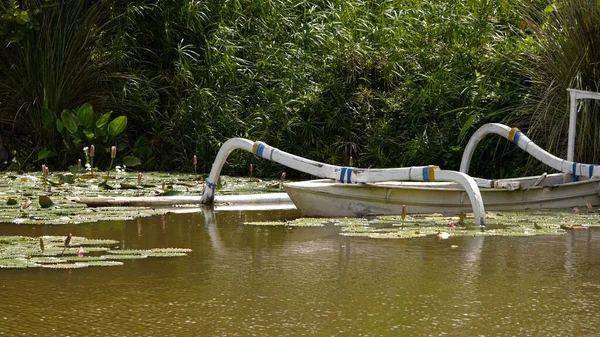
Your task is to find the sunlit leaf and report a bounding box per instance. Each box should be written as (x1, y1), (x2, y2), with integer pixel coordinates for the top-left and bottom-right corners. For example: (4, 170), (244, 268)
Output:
(108, 116), (127, 137)
(95, 111), (112, 129)
(76, 103), (95, 129)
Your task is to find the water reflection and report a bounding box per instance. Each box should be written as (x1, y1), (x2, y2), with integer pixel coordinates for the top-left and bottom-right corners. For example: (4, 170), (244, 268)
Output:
(202, 205), (225, 254)
(0, 210), (599, 336)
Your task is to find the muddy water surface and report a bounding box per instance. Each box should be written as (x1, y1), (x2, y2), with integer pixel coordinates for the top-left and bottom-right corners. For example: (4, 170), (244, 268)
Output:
(1, 209), (599, 336)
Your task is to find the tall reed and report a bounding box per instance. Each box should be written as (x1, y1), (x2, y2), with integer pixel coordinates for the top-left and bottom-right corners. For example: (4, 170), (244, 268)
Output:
(513, 0), (600, 164)
(0, 0), (112, 152)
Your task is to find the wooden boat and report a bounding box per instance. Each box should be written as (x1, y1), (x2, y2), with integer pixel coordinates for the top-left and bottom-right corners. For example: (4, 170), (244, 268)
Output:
(283, 174), (600, 218)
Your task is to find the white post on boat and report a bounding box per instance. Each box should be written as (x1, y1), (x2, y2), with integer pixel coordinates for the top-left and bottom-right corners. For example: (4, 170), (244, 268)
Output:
(566, 89), (600, 162)
(200, 138), (488, 226)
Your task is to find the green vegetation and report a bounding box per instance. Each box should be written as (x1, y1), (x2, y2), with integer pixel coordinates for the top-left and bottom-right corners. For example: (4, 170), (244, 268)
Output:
(1, 0), (598, 178)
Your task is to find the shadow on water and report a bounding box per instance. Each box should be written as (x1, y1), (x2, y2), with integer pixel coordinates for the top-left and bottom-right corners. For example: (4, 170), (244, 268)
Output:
(1, 208), (599, 336)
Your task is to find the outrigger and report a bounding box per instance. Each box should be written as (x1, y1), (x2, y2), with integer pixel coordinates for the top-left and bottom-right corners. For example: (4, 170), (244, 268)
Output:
(77, 89), (600, 227)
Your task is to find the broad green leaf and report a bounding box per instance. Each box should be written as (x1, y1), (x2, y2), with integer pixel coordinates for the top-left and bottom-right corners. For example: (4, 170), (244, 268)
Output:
(37, 148), (56, 161)
(108, 116), (127, 137)
(96, 126), (107, 137)
(41, 107), (55, 127)
(83, 130), (95, 141)
(76, 103), (95, 129)
(122, 156), (141, 167)
(96, 111), (112, 129)
(56, 119), (64, 133)
(61, 109), (78, 134)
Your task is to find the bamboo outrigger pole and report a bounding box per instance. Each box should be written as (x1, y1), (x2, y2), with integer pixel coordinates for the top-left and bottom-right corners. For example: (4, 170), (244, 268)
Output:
(200, 138), (487, 226)
(460, 123), (600, 182)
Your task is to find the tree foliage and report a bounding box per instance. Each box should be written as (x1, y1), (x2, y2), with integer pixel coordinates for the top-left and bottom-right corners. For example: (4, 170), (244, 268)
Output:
(1, 0), (596, 178)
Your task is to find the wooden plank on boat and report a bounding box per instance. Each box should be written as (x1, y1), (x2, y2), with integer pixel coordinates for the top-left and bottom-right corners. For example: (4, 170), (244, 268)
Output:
(76, 193), (292, 207)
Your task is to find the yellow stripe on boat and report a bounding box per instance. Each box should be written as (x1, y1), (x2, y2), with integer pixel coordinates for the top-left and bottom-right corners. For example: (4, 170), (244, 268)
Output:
(429, 165), (439, 182)
(508, 127), (520, 142)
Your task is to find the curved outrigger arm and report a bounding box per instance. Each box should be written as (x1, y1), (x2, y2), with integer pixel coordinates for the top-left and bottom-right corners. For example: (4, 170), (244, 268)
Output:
(460, 123), (600, 181)
(200, 138), (486, 226)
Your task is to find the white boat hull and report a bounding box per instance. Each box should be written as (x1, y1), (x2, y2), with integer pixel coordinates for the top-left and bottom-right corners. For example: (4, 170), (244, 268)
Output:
(284, 176), (600, 217)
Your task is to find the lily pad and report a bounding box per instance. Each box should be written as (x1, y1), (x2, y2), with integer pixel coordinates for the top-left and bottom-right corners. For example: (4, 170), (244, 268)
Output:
(29, 257), (67, 264)
(38, 195), (54, 208)
(84, 261), (124, 267)
(144, 252), (188, 258)
(41, 263), (89, 269)
(0, 259), (40, 269)
(107, 249), (151, 255)
(101, 254), (148, 260)
(149, 248), (193, 253)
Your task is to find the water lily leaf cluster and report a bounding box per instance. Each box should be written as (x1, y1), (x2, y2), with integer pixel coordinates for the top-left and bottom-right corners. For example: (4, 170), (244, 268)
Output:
(243, 209), (599, 240)
(0, 171), (283, 225)
(0, 235), (191, 269)
(339, 210), (597, 239)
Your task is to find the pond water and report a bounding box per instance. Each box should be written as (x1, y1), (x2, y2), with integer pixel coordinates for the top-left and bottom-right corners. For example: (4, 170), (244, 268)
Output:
(1, 208), (599, 336)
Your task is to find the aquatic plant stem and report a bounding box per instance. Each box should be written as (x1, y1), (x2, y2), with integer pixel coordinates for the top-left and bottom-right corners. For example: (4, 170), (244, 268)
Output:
(90, 145), (95, 178)
(106, 146), (116, 180)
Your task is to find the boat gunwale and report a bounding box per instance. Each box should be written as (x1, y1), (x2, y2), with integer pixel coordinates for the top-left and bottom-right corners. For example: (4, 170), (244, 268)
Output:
(284, 175), (600, 192)
(284, 178), (600, 211)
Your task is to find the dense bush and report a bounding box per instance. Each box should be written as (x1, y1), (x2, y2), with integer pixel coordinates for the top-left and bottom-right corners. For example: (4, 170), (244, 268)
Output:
(511, 0), (600, 166)
(1, 0), (596, 179)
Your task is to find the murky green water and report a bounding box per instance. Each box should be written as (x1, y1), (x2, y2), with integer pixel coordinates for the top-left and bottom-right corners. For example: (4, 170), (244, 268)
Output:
(1, 209), (599, 336)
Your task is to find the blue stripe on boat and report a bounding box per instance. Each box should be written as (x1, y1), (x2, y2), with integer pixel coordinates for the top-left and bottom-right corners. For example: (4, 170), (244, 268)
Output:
(512, 131), (522, 145)
(573, 162), (578, 181)
(346, 168), (352, 183)
(340, 167), (347, 183)
(590, 164), (595, 178)
(256, 143), (265, 157)
(422, 167), (429, 182)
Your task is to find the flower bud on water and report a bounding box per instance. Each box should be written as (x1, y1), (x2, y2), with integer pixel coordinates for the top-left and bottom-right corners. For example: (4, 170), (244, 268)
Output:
(90, 145), (95, 157)
(111, 146), (117, 159)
